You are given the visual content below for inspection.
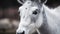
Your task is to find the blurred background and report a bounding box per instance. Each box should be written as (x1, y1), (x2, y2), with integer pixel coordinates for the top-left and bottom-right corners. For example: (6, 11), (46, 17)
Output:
(0, 0), (60, 34)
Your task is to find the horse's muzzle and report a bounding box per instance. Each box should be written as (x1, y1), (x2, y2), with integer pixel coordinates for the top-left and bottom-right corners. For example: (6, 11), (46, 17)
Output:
(16, 31), (25, 34)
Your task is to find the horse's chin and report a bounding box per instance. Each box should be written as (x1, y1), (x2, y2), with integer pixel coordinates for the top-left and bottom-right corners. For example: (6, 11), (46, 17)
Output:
(27, 28), (38, 34)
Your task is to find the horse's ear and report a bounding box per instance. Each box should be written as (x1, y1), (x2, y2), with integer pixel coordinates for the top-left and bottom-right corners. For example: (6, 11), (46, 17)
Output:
(40, 0), (47, 4)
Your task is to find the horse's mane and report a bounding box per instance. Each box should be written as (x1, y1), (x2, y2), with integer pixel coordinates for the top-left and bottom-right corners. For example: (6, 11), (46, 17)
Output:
(43, 4), (60, 17)
(43, 4), (60, 12)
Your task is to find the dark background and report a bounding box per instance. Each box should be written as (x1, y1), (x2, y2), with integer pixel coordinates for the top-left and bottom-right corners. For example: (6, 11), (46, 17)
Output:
(0, 0), (60, 8)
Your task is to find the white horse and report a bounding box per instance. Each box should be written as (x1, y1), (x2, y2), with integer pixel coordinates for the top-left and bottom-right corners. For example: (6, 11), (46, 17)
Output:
(16, 0), (60, 34)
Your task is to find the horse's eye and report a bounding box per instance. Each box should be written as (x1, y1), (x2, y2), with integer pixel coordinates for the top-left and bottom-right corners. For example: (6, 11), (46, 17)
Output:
(33, 11), (37, 15)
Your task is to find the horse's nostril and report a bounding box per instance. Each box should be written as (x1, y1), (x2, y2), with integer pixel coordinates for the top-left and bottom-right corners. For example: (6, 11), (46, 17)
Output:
(17, 31), (25, 34)
(21, 31), (25, 34)
(17, 33), (21, 34)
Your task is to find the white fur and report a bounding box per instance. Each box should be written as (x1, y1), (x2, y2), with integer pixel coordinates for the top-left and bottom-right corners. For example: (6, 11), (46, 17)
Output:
(16, 0), (60, 34)
(43, 5), (60, 34)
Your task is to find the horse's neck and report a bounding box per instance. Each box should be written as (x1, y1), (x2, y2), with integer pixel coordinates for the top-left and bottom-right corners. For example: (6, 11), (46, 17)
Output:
(42, 5), (60, 34)
(44, 5), (60, 26)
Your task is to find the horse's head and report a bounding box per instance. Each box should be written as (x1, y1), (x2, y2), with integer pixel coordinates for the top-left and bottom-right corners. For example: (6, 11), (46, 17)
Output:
(16, 0), (47, 34)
